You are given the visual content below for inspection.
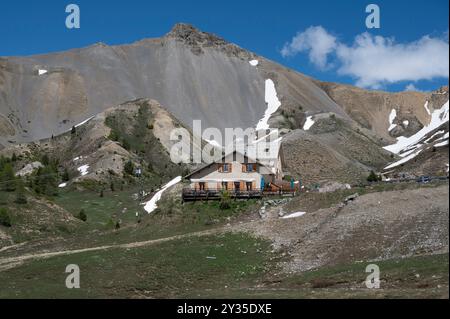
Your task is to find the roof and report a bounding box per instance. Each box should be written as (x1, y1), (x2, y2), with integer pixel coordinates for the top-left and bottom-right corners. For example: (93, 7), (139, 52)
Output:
(183, 149), (276, 180)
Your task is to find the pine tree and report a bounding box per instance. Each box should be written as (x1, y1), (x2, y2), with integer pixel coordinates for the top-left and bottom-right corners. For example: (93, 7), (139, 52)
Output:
(124, 160), (134, 175)
(62, 168), (70, 182)
(77, 209), (87, 222)
(367, 170), (379, 182)
(14, 178), (27, 204)
(0, 163), (17, 192)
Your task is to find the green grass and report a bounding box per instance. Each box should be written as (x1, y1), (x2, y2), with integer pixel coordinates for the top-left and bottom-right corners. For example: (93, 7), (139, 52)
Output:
(0, 232), (273, 298)
(53, 186), (143, 229)
(188, 253), (449, 299)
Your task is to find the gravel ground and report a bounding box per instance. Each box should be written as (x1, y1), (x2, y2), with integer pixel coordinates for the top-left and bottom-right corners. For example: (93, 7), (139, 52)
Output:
(233, 185), (449, 273)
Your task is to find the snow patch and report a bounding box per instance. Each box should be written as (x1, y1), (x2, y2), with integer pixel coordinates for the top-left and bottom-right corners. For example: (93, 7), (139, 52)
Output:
(77, 165), (90, 176)
(38, 69), (48, 76)
(303, 116), (315, 131)
(249, 60), (259, 66)
(256, 79), (282, 131)
(402, 120), (409, 127)
(143, 176), (182, 214)
(388, 109), (397, 132)
(435, 140), (449, 148)
(282, 212), (306, 219)
(424, 101), (431, 115)
(75, 116), (94, 128)
(204, 139), (223, 149)
(384, 100), (449, 154)
(384, 150), (422, 170)
(58, 183), (67, 188)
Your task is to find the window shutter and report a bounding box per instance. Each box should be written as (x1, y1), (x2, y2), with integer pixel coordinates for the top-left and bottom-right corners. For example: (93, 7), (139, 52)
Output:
(218, 164), (223, 173)
(229, 163), (232, 173)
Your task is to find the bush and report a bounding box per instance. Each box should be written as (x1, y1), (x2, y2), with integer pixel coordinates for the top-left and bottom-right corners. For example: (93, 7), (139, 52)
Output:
(0, 163), (17, 192)
(124, 160), (135, 175)
(15, 179), (27, 204)
(77, 209), (87, 222)
(62, 168), (70, 182)
(367, 170), (382, 182)
(219, 191), (231, 210)
(108, 129), (120, 142)
(121, 139), (131, 151)
(0, 208), (12, 227)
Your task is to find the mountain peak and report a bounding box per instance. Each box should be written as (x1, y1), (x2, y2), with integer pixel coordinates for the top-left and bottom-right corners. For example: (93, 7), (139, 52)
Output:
(166, 23), (250, 58)
(166, 23), (226, 49)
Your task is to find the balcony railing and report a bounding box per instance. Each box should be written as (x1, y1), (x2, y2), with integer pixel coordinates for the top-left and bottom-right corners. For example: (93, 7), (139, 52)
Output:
(182, 187), (297, 201)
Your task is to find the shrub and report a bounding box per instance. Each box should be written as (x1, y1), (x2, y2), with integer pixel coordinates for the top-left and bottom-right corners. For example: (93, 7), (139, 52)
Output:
(367, 170), (382, 182)
(121, 139), (131, 151)
(0, 208), (12, 227)
(15, 179), (27, 204)
(77, 209), (87, 222)
(0, 163), (17, 192)
(124, 160), (135, 175)
(219, 191), (231, 210)
(62, 168), (70, 182)
(108, 129), (119, 141)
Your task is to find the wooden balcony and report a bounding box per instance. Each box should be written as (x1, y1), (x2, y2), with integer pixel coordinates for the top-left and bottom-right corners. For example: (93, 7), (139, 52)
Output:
(182, 187), (298, 202)
(182, 188), (263, 201)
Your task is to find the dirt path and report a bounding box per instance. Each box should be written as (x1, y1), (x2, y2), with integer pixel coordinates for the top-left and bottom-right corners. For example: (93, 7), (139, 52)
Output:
(0, 228), (226, 272)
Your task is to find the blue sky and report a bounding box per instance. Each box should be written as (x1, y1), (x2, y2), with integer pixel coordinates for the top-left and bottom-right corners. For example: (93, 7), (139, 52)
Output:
(0, 0), (448, 91)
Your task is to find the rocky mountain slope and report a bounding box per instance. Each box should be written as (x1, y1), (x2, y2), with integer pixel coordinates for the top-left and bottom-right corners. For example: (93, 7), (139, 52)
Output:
(0, 23), (448, 183)
(1, 99), (200, 187)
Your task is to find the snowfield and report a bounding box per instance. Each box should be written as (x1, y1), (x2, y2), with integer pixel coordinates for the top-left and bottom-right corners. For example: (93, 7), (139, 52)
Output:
(144, 176), (182, 214)
(249, 60), (259, 66)
(38, 69), (48, 76)
(303, 116), (315, 131)
(383, 100), (449, 170)
(256, 79), (282, 131)
(384, 100), (449, 155)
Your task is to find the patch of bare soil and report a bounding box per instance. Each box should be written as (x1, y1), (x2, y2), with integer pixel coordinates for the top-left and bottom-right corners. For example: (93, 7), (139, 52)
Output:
(233, 185), (449, 273)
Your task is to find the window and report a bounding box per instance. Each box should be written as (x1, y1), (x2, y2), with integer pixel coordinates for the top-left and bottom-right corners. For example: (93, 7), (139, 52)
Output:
(247, 164), (254, 172)
(223, 163), (229, 172)
(199, 182), (205, 191)
(222, 182), (228, 190)
(246, 182), (253, 190)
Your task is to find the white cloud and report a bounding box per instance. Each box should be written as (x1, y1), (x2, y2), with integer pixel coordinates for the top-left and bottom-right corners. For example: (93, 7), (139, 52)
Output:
(404, 83), (422, 92)
(281, 26), (337, 70)
(282, 26), (449, 89)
